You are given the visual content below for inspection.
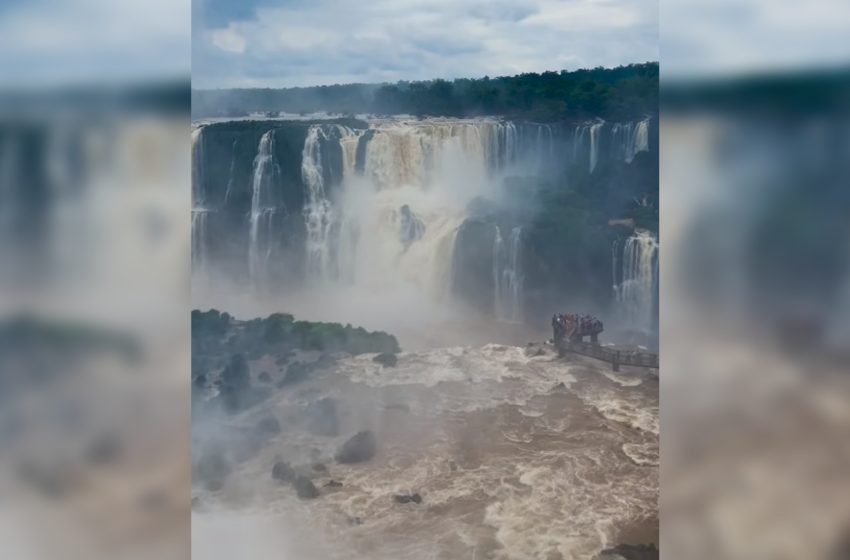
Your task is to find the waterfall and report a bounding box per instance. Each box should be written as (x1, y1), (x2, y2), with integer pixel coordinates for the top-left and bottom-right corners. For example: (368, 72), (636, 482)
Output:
(626, 119), (650, 163)
(302, 125), (336, 282)
(191, 126), (209, 276)
(589, 121), (605, 173)
(249, 130), (282, 285)
(191, 209), (209, 272)
(299, 119), (529, 303)
(494, 226), (524, 322)
(191, 127), (205, 206)
(614, 230), (658, 334)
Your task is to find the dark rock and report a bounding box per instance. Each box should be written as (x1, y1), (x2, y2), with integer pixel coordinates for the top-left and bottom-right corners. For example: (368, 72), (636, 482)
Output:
(393, 492), (422, 504)
(271, 460), (295, 483)
(204, 479), (224, 492)
(293, 475), (319, 499)
(347, 516), (362, 526)
(312, 462), (327, 472)
(597, 544), (658, 560)
(324, 479), (343, 488)
(304, 397), (340, 437)
(278, 362), (312, 387)
(335, 430), (377, 464)
(256, 415), (281, 436)
(382, 403), (410, 413)
(372, 352), (398, 367)
(258, 371), (272, 383)
(194, 447), (231, 486)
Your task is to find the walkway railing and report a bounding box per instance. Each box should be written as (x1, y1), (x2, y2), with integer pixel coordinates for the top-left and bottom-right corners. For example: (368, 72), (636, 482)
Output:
(556, 339), (658, 370)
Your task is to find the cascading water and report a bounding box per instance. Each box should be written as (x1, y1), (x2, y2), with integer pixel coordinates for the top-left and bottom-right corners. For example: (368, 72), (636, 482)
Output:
(302, 125), (337, 283)
(626, 118), (650, 163)
(589, 120), (605, 173)
(614, 230), (658, 334)
(572, 118), (652, 172)
(191, 127), (205, 206)
(493, 226), (524, 322)
(191, 126), (212, 278)
(301, 119), (537, 309)
(249, 130), (283, 285)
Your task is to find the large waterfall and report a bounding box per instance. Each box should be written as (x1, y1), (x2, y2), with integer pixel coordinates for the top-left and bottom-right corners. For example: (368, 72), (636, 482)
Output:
(249, 130), (283, 285)
(331, 120), (507, 301)
(614, 230), (659, 334)
(191, 116), (654, 324)
(493, 226), (524, 322)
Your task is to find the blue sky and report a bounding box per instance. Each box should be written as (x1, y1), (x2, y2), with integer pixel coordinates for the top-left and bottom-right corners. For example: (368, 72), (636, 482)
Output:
(192, 0), (659, 89)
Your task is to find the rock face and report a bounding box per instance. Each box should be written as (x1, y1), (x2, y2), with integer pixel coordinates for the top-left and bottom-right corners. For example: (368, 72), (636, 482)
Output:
(304, 397), (340, 437)
(271, 460), (295, 483)
(335, 430), (377, 464)
(372, 352), (398, 367)
(256, 415), (281, 436)
(393, 493), (422, 504)
(293, 475), (319, 499)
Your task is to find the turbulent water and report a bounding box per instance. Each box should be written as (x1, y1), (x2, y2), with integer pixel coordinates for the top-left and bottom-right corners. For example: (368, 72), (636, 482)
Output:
(192, 343), (658, 560)
(613, 231), (659, 335)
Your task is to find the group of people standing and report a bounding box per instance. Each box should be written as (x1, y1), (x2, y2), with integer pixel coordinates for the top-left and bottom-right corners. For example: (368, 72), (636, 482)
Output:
(551, 313), (603, 343)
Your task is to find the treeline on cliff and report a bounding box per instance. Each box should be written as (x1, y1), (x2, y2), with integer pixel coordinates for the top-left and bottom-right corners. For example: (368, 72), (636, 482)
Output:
(192, 309), (400, 411)
(193, 63), (658, 122)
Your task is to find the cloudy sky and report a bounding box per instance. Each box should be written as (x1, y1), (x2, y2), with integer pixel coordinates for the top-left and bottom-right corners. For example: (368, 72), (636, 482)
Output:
(192, 0), (659, 89)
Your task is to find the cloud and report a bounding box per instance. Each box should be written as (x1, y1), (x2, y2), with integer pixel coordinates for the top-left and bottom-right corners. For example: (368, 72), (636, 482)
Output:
(192, 0), (658, 89)
(211, 27), (246, 53)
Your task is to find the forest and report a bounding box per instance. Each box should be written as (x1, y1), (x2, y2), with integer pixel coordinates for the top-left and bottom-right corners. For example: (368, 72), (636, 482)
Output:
(192, 63), (658, 121)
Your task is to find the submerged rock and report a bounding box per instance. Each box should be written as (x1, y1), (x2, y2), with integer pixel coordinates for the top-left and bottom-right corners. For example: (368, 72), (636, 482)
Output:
(393, 492), (422, 504)
(194, 447), (231, 487)
(597, 544), (658, 560)
(324, 479), (343, 488)
(271, 460), (295, 483)
(372, 352), (398, 367)
(293, 475), (319, 499)
(255, 415), (281, 436)
(258, 371), (272, 383)
(335, 430), (377, 464)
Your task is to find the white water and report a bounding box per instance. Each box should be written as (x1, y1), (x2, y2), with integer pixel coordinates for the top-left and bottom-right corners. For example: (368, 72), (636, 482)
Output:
(249, 130), (282, 285)
(191, 127), (210, 276)
(191, 126), (205, 206)
(302, 119), (524, 313)
(589, 121), (605, 173)
(615, 230), (658, 334)
(193, 343), (658, 560)
(494, 226), (524, 322)
(302, 126), (337, 283)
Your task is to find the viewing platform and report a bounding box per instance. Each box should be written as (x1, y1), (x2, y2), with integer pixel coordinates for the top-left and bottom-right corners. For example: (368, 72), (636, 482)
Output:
(552, 313), (658, 370)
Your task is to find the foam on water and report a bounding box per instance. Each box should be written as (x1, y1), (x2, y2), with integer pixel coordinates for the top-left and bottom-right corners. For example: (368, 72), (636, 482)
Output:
(194, 343), (657, 560)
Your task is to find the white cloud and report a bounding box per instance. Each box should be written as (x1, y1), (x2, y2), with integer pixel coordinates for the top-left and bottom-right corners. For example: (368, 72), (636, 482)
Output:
(211, 27), (246, 54)
(193, 0), (658, 88)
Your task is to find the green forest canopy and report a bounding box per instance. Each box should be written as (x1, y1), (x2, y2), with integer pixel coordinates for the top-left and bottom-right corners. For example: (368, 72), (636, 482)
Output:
(193, 62), (658, 122)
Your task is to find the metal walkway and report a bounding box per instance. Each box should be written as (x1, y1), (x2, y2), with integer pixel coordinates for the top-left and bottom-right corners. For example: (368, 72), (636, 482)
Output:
(556, 339), (658, 370)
